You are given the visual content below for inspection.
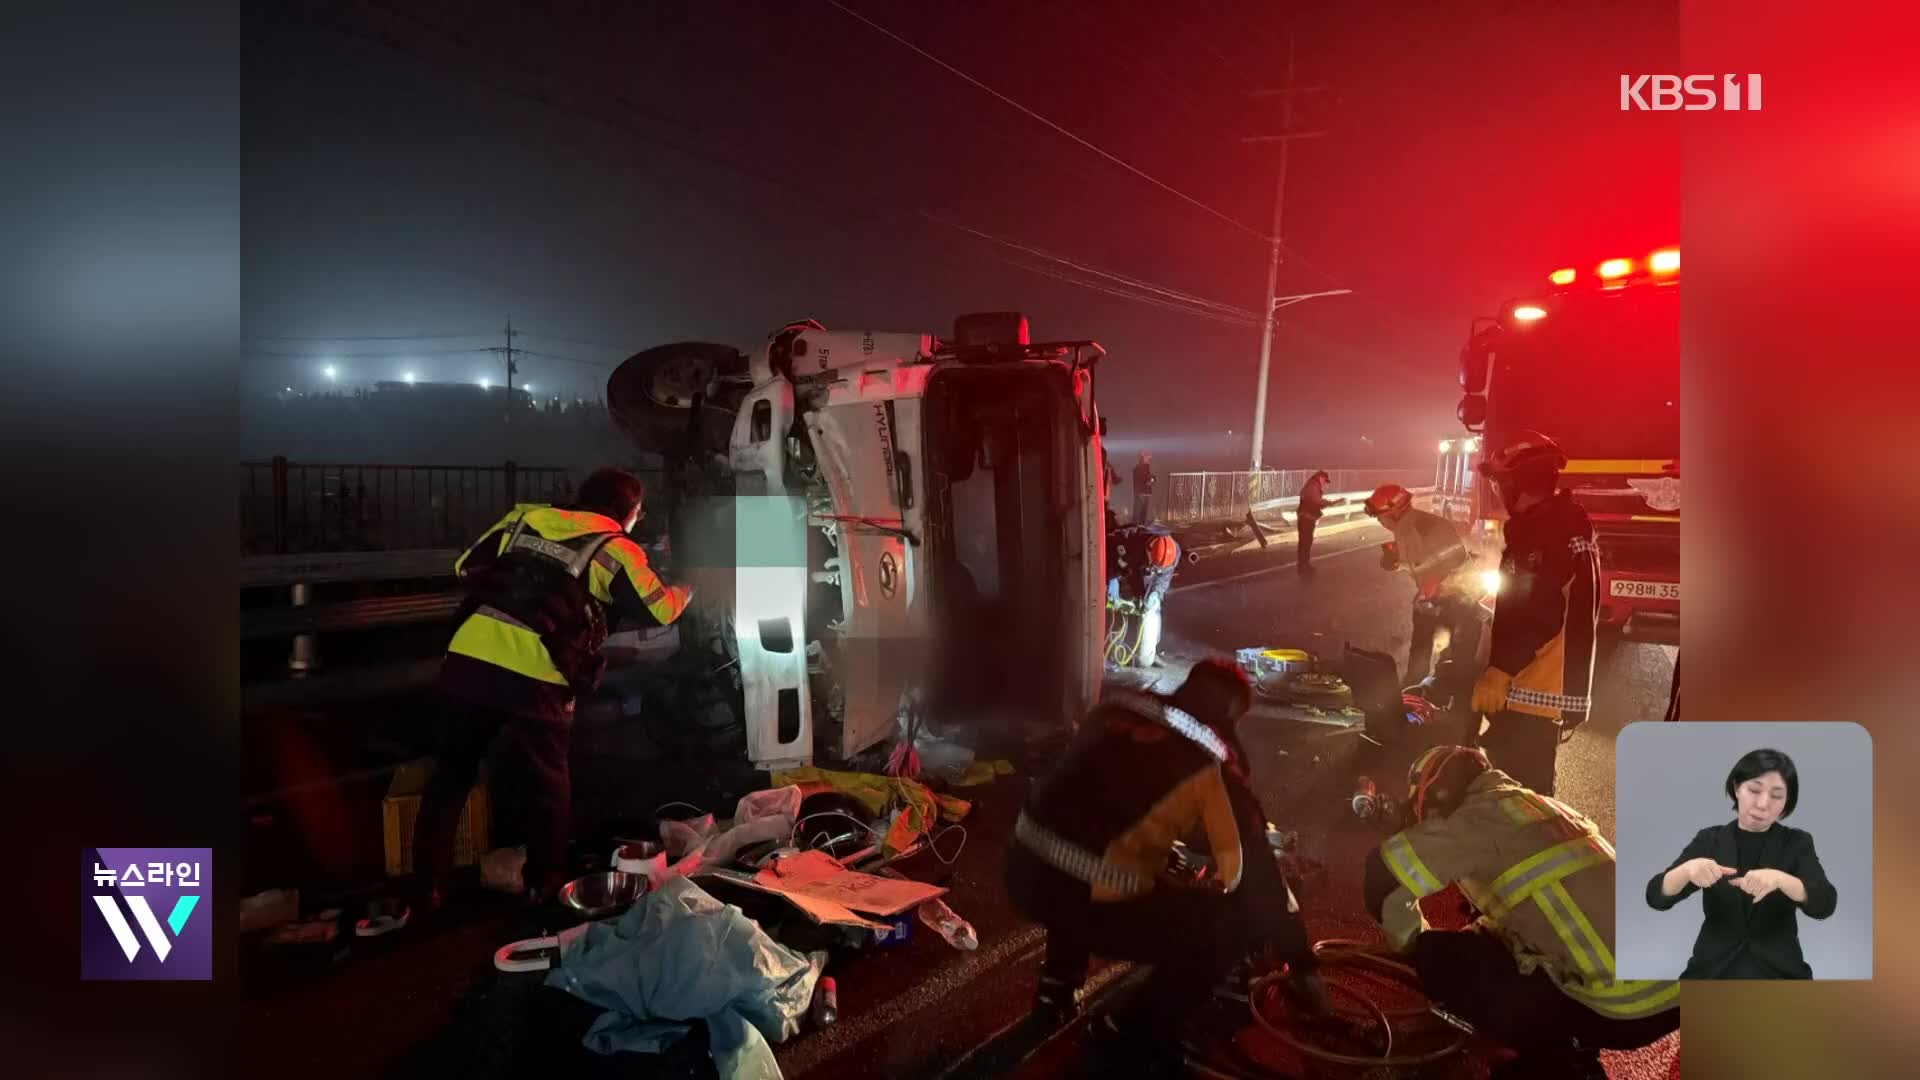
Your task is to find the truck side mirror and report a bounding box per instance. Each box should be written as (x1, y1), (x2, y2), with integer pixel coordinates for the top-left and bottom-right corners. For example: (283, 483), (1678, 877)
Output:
(1457, 395), (1488, 430)
(1458, 342), (1492, 394)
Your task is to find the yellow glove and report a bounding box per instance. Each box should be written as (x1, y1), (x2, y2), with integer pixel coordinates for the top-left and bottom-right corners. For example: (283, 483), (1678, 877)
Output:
(1471, 667), (1513, 714)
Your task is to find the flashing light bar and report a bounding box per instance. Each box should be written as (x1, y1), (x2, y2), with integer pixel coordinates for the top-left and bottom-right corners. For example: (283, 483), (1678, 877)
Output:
(1511, 304), (1548, 322)
(1547, 247), (1679, 288)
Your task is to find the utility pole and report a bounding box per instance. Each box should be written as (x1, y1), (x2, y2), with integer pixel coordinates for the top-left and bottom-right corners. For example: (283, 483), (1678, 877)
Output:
(488, 316), (522, 424)
(1243, 33), (1329, 472)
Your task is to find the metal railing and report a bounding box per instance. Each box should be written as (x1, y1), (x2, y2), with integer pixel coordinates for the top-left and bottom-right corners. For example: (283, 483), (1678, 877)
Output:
(240, 458), (595, 556)
(1160, 468), (1431, 527)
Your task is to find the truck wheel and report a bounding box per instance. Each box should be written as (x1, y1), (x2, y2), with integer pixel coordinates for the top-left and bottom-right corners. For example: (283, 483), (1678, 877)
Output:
(607, 342), (750, 457)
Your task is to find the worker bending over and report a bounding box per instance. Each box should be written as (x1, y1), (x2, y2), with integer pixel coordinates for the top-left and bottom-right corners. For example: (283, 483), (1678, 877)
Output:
(1363, 483), (1481, 690)
(1365, 745), (1678, 1079)
(1007, 660), (1327, 1071)
(414, 468), (692, 911)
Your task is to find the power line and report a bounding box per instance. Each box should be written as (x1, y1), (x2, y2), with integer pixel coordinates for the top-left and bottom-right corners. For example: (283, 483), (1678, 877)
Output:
(248, 332), (491, 342)
(823, 0), (1273, 244)
(324, 2), (1263, 330)
(1011, 261), (1261, 329)
(516, 331), (638, 352)
(251, 346), (494, 359)
(514, 348), (619, 369)
(923, 213), (1261, 321)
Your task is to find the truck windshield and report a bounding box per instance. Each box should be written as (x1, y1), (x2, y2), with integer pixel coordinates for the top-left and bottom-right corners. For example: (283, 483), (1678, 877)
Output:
(1485, 287), (1679, 460)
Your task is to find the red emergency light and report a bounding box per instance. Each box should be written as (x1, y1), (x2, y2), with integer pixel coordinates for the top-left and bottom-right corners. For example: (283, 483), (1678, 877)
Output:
(1597, 258), (1634, 280)
(1649, 248), (1680, 274)
(1548, 267), (1577, 285)
(1510, 304), (1548, 322)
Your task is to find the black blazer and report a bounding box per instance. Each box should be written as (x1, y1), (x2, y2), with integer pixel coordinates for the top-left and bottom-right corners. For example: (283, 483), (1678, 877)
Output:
(1645, 821), (1838, 979)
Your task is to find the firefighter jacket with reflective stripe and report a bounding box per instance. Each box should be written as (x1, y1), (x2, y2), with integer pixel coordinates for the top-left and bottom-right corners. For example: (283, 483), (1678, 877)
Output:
(1367, 770), (1678, 1020)
(1384, 507), (1473, 600)
(1489, 492), (1600, 724)
(441, 504), (691, 719)
(1017, 690), (1243, 902)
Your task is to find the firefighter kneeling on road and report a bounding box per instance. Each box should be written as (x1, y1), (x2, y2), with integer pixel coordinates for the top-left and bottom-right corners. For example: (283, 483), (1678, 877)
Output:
(1366, 746), (1678, 1079)
(1006, 660), (1330, 1072)
(412, 468), (692, 913)
(1107, 520), (1181, 667)
(1470, 432), (1599, 797)
(1363, 483), (1481, 691)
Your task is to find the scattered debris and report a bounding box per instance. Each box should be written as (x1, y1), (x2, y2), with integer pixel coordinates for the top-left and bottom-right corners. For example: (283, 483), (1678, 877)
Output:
(239, 888), (299, 933)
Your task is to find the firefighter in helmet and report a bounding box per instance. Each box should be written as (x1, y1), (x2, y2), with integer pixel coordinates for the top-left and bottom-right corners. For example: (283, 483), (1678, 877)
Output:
(1365, 745), (1679, 1078)
(1008, 661), (1327, 1073)
(1107, 522), (1182, 667)
(413, 468), (692, 911)
(1471, 432), (1598, 796)
(1363, 483), (1481, 691)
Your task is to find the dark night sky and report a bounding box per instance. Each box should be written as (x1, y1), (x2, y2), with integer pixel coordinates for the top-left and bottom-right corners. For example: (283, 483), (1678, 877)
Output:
(243, 0), (1679, 472)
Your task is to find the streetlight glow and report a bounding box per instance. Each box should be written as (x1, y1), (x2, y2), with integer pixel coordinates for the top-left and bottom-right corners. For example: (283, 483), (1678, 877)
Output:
(479, 377), (492, 389)
(402, 371), (416, 384)
(322, 364), (338, 381)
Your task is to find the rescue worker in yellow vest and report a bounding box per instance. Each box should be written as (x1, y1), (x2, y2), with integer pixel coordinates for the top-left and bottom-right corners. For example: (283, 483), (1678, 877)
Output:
(1006, 660), (1327, 1071)
(1470, 432), (1599, 796)
(1363, 483), (1480, 690)
(412, 468), (692, 909)
(1367, 746), (1679, 1079)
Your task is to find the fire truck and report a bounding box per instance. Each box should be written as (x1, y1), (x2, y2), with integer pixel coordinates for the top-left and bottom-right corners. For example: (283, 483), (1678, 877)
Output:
(1453, 248), (1681, 644)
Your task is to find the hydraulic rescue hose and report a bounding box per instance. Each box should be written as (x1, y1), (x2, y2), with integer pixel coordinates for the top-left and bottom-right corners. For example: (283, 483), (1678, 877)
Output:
(1245, 938), (1471, 1070)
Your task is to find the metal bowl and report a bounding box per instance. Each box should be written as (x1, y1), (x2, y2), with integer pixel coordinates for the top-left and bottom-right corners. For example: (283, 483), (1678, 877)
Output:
(559, 871), (647, 919)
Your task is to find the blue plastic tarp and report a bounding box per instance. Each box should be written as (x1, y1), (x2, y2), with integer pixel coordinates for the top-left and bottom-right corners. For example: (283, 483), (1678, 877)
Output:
(545, 876), (823, 1080)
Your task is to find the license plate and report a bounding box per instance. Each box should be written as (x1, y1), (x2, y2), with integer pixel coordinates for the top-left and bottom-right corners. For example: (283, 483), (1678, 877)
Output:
(1609, 579), (1679, 601)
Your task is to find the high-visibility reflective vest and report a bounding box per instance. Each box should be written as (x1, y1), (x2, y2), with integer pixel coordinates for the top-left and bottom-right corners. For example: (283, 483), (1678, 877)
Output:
(448, 504), (690, 691)
(1378, 771), (1679, 1020)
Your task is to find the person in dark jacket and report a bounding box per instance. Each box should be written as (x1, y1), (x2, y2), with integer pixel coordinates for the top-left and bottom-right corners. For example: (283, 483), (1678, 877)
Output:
(1470, 433), (1597, 796)
(1646, 748), (1838, 979)
(1132, 451), (1156, 524)
(1295, 470), (1342, 573)
(1006, 660), (1326, 1067)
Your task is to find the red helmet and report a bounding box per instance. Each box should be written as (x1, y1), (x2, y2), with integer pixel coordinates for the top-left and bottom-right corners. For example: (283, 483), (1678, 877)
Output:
(1146, 534), (1181, 569)
(1406, 745), (1491, 821)
(1478, 431), (1568, 479)
(1364, 484), (1413, 518)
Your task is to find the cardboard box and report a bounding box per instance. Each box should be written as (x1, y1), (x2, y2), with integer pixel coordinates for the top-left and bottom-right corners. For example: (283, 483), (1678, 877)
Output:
(382, 759), (490, 878)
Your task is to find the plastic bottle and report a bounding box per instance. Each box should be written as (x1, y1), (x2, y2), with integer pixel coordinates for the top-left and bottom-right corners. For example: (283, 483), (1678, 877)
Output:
(811, 977), (838, 1026)
(916, 898), (979, 951)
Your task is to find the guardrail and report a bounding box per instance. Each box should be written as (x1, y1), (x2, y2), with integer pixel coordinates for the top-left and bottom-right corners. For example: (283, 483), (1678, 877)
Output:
(240, 458), (601, 556)
(1160, 468), (1431, 527)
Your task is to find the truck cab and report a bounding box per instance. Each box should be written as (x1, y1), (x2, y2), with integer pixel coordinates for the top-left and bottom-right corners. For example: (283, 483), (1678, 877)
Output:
(608, 314), (1109, 769)
(1456, 250), (1681, 645)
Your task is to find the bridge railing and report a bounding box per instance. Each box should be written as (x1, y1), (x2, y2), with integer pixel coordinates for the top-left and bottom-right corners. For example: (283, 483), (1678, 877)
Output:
(240, 458), (607, 556)
(1159, 468), (1432, 527)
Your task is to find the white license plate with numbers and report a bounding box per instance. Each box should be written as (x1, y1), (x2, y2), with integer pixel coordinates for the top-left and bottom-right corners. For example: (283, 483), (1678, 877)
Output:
(1609, 579), (1679, 601)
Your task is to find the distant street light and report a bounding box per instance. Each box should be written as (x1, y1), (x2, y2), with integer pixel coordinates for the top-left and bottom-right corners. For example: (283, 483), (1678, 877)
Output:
(479, 377), (492, 389)
(322, 364), (338, 382)
(522, 383), (533, 393)
(402, 371), (416, 384)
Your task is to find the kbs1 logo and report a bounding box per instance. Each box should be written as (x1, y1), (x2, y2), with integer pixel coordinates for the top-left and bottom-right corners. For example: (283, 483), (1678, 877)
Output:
(1620, 74), (1763, 111)
(82, 848), (210, 980)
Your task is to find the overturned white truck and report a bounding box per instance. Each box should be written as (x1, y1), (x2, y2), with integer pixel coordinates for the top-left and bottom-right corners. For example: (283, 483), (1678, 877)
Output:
(607, 314), (1111, 771)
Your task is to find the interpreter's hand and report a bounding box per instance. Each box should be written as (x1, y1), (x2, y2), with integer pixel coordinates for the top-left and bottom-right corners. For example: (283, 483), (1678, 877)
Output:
(1729, 867), (1788, 903)
(1681, 856), (1740, 889)
(1470, 667), (1512, 714)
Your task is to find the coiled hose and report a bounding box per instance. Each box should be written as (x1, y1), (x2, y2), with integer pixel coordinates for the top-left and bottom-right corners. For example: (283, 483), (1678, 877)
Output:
(1245, 938), (1471, 1069)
